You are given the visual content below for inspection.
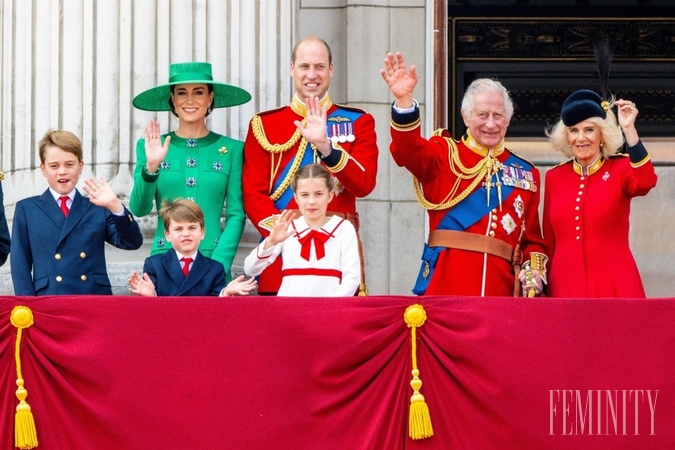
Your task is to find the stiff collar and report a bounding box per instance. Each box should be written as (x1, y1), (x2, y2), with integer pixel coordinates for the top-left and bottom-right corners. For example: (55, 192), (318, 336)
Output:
(175, 250), (198, 261)
(573, 155), (604, 176)
(49, 188), (74, 203)
(290, 93), (333, 117)
(461, 132), (505, 157)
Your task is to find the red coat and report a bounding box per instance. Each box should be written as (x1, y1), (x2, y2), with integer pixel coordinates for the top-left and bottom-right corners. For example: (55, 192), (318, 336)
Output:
(543, 145), (657, 298)
(243, 96), (378, 293)
(390, 117), (546, 296)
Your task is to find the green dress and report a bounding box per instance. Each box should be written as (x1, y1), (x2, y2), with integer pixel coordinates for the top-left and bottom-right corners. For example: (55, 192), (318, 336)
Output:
(130, 131), (245, 282)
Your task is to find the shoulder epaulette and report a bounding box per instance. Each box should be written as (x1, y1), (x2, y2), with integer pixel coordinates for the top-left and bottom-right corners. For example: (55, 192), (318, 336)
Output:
(334, 103), (367, 114)
(431, 128), (452, 138)
(255, 105), (287, 117)
(609, 153), (629, 159)
(550, 159), (574, 170)
(503, 148), (539, 168)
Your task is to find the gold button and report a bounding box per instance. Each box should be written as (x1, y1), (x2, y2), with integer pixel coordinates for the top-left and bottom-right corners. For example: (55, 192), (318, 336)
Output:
(81, 275), (87, 281)
(55, 254), (61, 260)
(489, 230), (495, 237)
(575, 206), (579, 211)
(576, 226), (580, 230)
(575, 216), (579, 220)
(80, 252), (86, 258)
(491, 222), (497, 229)
(576, 198), (580, 202)
(578, 191), (583, 195)
(580, 184), (585, 188)
(576, 236), (580, 240)
(492, 208), (497, 213)
(56, 276), (62, 282)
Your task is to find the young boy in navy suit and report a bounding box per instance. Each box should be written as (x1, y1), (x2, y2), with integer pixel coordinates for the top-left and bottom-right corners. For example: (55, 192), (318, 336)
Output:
(128, 198), (256, 297)
(10, 129), (144, 295)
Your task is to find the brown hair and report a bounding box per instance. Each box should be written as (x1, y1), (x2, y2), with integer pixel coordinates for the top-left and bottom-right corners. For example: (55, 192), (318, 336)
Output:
(159, 198), (205, 231)
(291, 163), (334, 192)
(38, 130), (83, 164)
(291, 36), (332, 65)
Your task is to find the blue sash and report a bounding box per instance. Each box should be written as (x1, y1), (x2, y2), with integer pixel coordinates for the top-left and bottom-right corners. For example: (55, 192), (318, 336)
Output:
(272, 107), (363, 210)
(412, 153), (528, 295)
(273, 140), (314, 210)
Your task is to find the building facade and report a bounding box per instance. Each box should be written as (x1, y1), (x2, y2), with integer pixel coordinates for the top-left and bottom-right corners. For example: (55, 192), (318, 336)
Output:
(1, 0), (672, 296)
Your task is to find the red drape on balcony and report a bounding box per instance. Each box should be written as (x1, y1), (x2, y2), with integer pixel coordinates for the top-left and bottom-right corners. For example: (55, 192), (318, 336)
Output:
(1, 295), (673, 449)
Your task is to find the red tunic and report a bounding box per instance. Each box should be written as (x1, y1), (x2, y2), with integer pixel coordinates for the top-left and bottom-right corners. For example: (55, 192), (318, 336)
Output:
(243, 96), (378, 293)
(390, 113), (546, 297)
(543, 144), (657, 298)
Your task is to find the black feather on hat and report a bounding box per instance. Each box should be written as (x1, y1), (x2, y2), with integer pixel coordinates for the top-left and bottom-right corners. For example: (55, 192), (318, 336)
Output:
(593, 39), (614, 109)
(560, 40), (614, 126)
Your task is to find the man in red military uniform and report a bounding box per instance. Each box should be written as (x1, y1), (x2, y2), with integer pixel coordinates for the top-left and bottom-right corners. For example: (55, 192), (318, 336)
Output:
(243, 36), (378, 294)
(380, 51), (547, 296)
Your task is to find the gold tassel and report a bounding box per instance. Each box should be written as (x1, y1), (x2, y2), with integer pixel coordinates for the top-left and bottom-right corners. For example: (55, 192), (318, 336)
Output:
(404, 304), (433, 440)
(11, 306), (38, 449)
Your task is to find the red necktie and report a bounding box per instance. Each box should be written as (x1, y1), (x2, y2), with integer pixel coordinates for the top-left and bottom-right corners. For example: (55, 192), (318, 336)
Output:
(180, 257), (193, 276)
(59, 196), (70, 217)
(297, 230), (330, 261)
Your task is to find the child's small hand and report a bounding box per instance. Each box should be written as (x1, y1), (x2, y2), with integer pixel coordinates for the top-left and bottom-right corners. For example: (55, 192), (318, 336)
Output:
(83, 177), (124, 214)
(222, 275), (257, 296)
(265, 209), (295, 248)
(128, 271), (156, 297)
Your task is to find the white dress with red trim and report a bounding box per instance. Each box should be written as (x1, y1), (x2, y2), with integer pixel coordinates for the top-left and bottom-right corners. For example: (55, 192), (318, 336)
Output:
(243, 215), (361, 297)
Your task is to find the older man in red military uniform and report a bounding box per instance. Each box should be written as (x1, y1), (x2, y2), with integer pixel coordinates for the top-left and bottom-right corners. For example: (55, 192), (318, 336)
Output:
(381, 51), (547, 297)
(243, 36), (378, 295)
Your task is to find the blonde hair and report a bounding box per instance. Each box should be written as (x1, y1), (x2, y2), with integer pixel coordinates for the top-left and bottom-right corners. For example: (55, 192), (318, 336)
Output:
(159, 198), (205, 231)
(546, 107), (624, 159)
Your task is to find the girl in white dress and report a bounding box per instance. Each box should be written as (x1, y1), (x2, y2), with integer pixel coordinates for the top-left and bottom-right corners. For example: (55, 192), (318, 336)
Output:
(244, 163), (361, 296)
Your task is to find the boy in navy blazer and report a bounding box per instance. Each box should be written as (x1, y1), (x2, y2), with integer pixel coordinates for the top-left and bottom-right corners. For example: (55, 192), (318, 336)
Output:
(128, 198), (256, 297)
(10, 129), (144, 295)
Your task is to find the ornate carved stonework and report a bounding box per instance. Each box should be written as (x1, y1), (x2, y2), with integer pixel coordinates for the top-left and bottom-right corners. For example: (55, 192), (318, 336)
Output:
(450, 19), (675, 137)
(454, 19), (675, 58)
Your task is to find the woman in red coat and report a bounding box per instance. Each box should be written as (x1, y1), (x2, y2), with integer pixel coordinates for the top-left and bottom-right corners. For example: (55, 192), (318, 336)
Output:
(543, 90), (657, 297)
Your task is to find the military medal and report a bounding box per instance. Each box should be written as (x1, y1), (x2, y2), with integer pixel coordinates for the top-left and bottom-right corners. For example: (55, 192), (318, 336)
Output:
(330, 124), (339, 146)
(346, 122), (355, 142)
(501, 164), (537, 192)
(338, 123), (347, 143)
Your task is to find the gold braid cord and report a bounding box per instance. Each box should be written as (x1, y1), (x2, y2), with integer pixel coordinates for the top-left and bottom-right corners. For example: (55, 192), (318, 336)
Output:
(251, 114), (309, 201)
(269, 138), (308, 202)
(251, 115), (303, 154)
(413, 137), (489, 211)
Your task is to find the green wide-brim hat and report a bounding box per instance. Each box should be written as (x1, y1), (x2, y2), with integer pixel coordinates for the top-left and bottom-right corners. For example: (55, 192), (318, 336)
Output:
(132, 62), (251, 111)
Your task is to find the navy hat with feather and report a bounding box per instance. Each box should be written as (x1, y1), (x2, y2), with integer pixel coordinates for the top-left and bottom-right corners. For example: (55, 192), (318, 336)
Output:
(561, 40), (614, 126)
(560, 90), (606, 126)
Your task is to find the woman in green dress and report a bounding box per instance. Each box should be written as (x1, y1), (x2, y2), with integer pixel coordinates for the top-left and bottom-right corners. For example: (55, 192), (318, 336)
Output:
(130, 62), (251, 282)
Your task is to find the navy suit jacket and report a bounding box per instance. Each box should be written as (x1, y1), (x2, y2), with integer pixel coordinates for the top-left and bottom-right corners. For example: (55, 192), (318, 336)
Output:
(0, 182), (11, 267)
(143, 250), (226, 296)
(10, 189), (143, 295)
